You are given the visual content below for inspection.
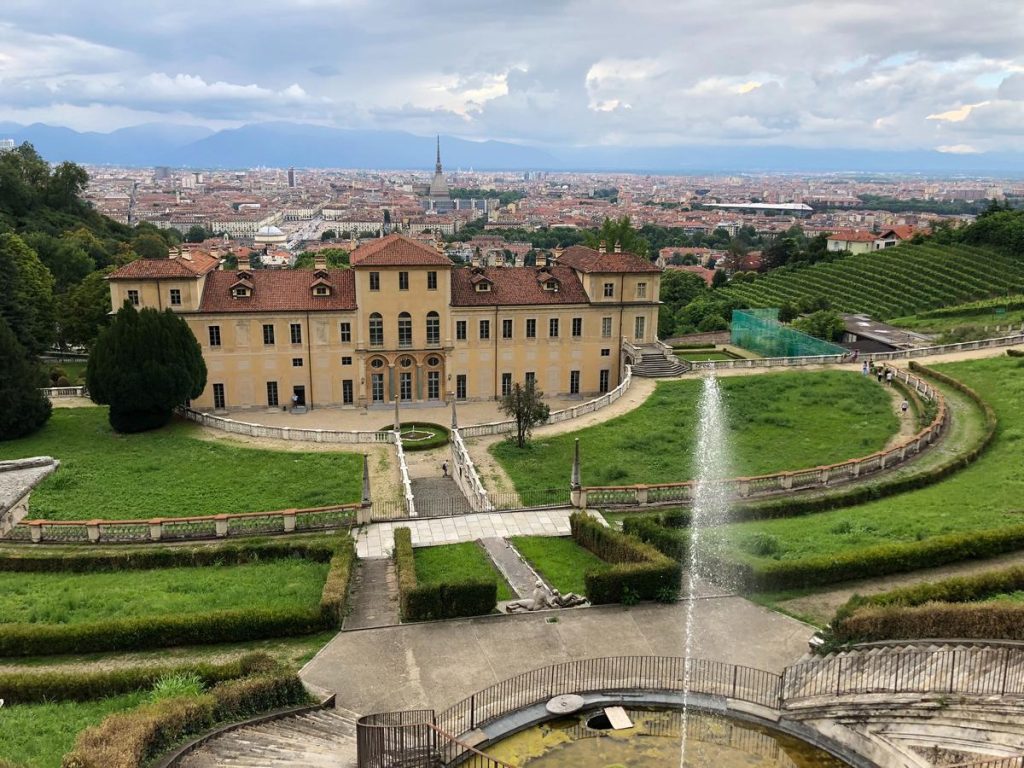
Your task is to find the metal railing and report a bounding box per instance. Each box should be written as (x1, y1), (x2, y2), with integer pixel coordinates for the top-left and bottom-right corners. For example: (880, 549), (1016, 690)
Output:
(357, 711), (514, 768)
(946, 757), (1024, 768)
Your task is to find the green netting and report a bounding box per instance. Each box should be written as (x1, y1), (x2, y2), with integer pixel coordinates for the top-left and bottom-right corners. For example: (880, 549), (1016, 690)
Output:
(730, 308), (847, 358)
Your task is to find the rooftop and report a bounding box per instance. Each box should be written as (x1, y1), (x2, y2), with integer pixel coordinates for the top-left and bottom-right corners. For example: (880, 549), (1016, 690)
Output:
(107, 251), (220, 280)
(451, 265), (590, 306)
(349, 233), (452, 267)
(199, 269), (356, 313)
(557, 244), (661, 274)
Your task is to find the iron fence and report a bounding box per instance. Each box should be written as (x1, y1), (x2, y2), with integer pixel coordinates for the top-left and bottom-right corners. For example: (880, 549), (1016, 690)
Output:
(946, 757), (1024, 768)
(488, 488), (570, 511)
(370, 499), (411, 521)
(357, 711), (514, 768)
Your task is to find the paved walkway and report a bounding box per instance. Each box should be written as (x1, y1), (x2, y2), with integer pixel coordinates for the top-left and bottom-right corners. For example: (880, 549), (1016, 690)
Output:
(342, 558), (400, 630)
(354, 508), (588, 558)
(480, 537), (543, 598)
(409, 476), (473, 516)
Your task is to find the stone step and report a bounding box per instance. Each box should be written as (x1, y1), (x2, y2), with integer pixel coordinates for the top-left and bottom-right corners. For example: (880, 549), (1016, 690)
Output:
(342, 557), (400, 630)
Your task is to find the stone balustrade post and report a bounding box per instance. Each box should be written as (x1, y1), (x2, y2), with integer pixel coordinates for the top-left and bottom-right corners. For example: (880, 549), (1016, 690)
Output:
(738, 480), (750, 498)
(357, 504), (373, 525)
(781, 473), (793, 490)
(149, 519), (163, 541)
(29, 522), (42, 543)
(636, 486), (649, 505)
(214, 514), (229, 537)
(87, 520), (101, 543)
(283, 510), (297, 533)
(820, 468), (830, 486)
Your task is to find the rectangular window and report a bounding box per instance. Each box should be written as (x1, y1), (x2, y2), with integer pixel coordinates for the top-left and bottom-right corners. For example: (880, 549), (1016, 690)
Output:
(427, 271), (437, 290)
(266, 381), (279, 407)
(341, 356), (352, 365)
(549, 318), (559, 338)
(456, 374), (467, 400)
(636, 282), (647, 298)
(169, 289), (181, 306)
(526, 318), (536, 338)
(369, 315), (383, 347)
(127, 289), (140, 306)
(339, 322), (351, 343)
(371, 374), (384, 403)
(601, 348), (610, 357)
(399, 371), (412, 401)
(502, 318), (513, 339)
(603, 282), (614, 298)
(525, 371), (536, 387)
(601, 317), (612, 338)
(213, 383), (225, 409)
(634, 316), (646, 341)
(456, 320), (467, 341)
(208, 325), (221, 347)
(292, 357), (303, 367)
(399, 271), (409, 290)
(479, 319), (490, 340)
(369, 272), (380, 291)
(426, 314), (440, 345)
(571, 317), (582, 337)
(427, 370), (440, 400)
(501, 372), (512, 396)
(342, 379), (353, 405)
(570, 370), (580, 395)
(262, 324), (275, 345)
(398, 315), (412, 348)
(599, 369), (610, 393)
(290, 323), (302, 344)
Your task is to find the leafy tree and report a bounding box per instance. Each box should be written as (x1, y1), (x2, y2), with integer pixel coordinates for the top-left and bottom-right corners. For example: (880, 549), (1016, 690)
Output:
(777, 301), (799, 324)
(0, 318), (52, 440)
(185, 225), (210, 243)
(132, 233), (169, 260)
(248, 251), (266, 270)
(87, 303), (207, 433)
(60, 269), (113, 349)
(796, 295), (831, 314)
(584, 216), (649, 258)
(45, 162), (89, 212)
(793, 310), (846, 342)
(711, 268), (728, 288)
(222, 251), (238, 270)
(23, 232), (95, 293)
(500, 382), (550, 449)
(0, 232), (56, 354)
(320, 229), (337, 241)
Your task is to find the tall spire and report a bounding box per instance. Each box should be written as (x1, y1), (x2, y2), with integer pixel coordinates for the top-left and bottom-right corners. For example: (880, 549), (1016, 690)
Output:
(435, 135), (442, 174)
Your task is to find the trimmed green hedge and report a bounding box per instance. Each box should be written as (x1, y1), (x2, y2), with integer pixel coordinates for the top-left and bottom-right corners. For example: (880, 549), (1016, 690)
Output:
(393, 528), (496, 621)
(380, 423), (450, 452)
(570, 513), (681, 604)
(621, 516), (688, 562)
(0, 539), (336, 574)
(833, 602), (1024, 644)
(319, 536), (356, 627)
(1008, 349), (1024, 358)
(0, 653), (275, 706)
(62, 673), (309, 768)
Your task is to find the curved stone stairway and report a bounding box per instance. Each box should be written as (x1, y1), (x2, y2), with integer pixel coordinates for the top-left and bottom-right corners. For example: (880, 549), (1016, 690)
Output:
(630, 344), (690, 378)
(178, 708), (358, 767)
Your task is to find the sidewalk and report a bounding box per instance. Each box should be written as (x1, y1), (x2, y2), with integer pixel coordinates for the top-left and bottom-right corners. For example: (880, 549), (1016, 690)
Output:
(354, 508), (591, 558)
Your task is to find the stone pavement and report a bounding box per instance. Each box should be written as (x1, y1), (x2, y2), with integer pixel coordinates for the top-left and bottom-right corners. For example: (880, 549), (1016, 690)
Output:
(408, 476), (473, 515)
(354, 508), (591, 558)
(301, 599), (816, 716)
(342, 558), (400, 630)
(480, 536), (543, 598)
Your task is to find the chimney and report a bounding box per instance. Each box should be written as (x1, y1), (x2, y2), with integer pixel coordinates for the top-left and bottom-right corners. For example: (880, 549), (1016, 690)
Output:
(598, 240), (607, 254)
(538, 251), (548, 267)
(314, 254), (327, 270)
(614, 240), (622, 254)
(552, 245), (563, 263)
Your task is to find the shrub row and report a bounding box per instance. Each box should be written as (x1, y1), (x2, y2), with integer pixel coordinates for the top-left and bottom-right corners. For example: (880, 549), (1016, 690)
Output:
(0, 653), (275, 705)
(393, 528), (497, 621)
(570, 513), (681, 604)
(714, 523), (1024, 592)
(384, 423), (451, 452)
(1008, 349), (1024, 358)
(917, 295), (1024, 319)
(0, 539), (337, 573)
(833, 602), (1024, 644)
(621, 516), (688, 562)
(318, 536), (356, 627)
(62, 672), (309, 768)
(0, 607), (328, 658)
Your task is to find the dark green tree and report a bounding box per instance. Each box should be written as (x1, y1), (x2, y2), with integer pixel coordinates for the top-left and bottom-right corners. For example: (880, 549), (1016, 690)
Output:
(45, 161), (89, 212)
(59, 269), (113, 349)
(185, 225), (210, 243)
(87, 303), (207, 433)
(0, 232), (56, 354)
(320, 229), (337, 241)
(584, 216), (650, 258)
(793, 310), (846, 342)
(711, 268), (728, 288)
(0, 318), (52, 440)
(23, 232), (95, 293)
(132, 233), (169, 260)
(500, 382), (550, 449)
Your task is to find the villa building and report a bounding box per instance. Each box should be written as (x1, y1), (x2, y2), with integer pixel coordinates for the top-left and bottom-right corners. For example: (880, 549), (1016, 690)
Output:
(106, 234), (662, 411)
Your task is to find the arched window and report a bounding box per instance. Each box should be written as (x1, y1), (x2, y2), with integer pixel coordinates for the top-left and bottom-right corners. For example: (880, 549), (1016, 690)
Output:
(369, 313), (383, 347)
(426, 311), (440, 345)
(398, 312), (412, 348)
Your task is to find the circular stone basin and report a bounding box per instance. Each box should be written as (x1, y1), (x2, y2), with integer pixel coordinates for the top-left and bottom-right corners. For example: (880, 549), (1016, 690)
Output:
(486, 708), (850, 767)
(400, 430), (436, 441)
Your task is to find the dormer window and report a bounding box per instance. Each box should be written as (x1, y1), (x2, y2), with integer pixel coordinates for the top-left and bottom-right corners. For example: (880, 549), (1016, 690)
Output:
(544, 280), (559, 291)
(232, 286), (251, 298)
(313, 285), (331, 296)
(230, 274), (254, 299)
(475, 282), (491, 292)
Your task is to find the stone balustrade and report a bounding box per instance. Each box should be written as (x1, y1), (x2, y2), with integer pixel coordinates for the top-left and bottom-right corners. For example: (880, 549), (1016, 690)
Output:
(393, 431), (416, 517)
(449, 429), (493, 512)
(41, 386), (87, 398)
(177, 408), (395, 444)
(575, 365), (947, 509)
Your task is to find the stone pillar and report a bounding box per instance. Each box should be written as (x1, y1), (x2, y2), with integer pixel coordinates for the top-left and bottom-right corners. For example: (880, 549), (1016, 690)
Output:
(282, 510), (296, 533)
(149, 520), (163, 541)
(450, 397), (458, 430)
(636, 485), (649, 505)
(215, 514), (229, 537)
(361, 453), (372, 507)
(393, 396), (401, 432)
(415, 364), (424, 401)
(87, 520), (101, 543)
(29, 522), (42, 543)
(570, 438), (582, 508)
(781, 473), (793, 490)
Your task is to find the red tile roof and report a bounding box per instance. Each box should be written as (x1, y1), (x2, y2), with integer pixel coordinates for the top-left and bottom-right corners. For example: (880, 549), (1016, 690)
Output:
(349, 233), (452, 267)
(199, 269), (356, 313)
(666, 264), (716, 286)
(107, 251), (220, 280)
(557, 245), (661, 273)
(878, 225), (918, 240)
(451, 266), (590, 307)
(827, 230), (876, 243)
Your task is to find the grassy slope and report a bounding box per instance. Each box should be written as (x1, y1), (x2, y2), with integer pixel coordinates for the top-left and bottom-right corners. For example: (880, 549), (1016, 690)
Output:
(510, 536), (610, 595)
(724, 356), (1024, 563)
(491, 371), (898, 493)
(0, 693), (145, 768)
(0, 408), (363, 520)
(413, 543), (514, 601)
(890, 308), (1024, 334)
(0, 560), (329, 624)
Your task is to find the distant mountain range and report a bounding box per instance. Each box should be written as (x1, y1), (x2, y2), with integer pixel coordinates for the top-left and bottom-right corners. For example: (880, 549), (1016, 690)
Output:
(2, 120), (1023, 175)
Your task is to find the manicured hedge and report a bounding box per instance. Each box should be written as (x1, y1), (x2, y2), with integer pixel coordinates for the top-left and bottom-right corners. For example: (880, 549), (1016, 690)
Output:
(570, 513), (681, 604)
(319, 536), (356, 627)
(0, 653), (275, 705)
(62, 673), (309, 768)
(1008, 349), (1024, 358)
(621, 516), (688, 562)
(381, 423), (450, 452)
(393, 528), (497, 621)
(833, 602), (1024, 644)
(0, 539), (336, 573)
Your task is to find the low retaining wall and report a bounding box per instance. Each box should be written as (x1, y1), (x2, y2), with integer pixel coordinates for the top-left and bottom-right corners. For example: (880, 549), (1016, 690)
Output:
(40, 386), (87, 398)
(178, 408), (395, 444)
(577, 365), (946, 509)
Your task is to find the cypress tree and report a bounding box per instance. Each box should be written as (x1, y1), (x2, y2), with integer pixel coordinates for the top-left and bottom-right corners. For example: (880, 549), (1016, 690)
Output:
(0, 318), (52, 440)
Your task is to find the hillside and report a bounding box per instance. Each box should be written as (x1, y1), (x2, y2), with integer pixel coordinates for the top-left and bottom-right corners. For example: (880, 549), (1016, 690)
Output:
(720, 243), (1024, 320)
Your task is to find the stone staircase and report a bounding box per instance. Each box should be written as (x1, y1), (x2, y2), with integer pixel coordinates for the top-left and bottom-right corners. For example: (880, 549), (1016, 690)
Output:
(178, 708), (358, 768)
(409, 476), (474, 516)
(630, 344), (691, 378)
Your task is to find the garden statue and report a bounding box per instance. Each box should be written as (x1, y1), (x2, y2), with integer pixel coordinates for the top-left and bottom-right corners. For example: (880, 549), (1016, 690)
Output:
(505, 580), (551, 613)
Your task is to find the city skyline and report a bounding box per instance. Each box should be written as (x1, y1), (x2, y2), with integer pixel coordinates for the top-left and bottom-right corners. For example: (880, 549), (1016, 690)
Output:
(2, 0), (1024, 159)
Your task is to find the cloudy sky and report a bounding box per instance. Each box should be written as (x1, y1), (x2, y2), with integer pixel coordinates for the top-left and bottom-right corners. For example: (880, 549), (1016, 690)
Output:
(3, 0), (1024, 153)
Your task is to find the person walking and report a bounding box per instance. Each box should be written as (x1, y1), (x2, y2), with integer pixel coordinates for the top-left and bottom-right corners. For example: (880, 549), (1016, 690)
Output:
(441, 460), (449, 478)
(862, 361), (869, 376)
(876, 367), (884, 384)
(901, 399), (909, 416)
(886, 369), (894, 386)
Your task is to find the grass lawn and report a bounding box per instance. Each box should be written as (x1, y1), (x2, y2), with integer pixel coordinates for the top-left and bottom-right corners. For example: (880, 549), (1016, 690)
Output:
(509, 536), (610, 595)
(413, 543), (514, 601)
(891, 308), (1024, 335)
(0, 560), (329, 624)
(675, 351), (736, 361)
(0, 407), (363, 520)
(491, 371), (898, 493)
(0, 693), (145, 768)
(722, 356), (1024, 565)
(44, 360), (87, 384)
